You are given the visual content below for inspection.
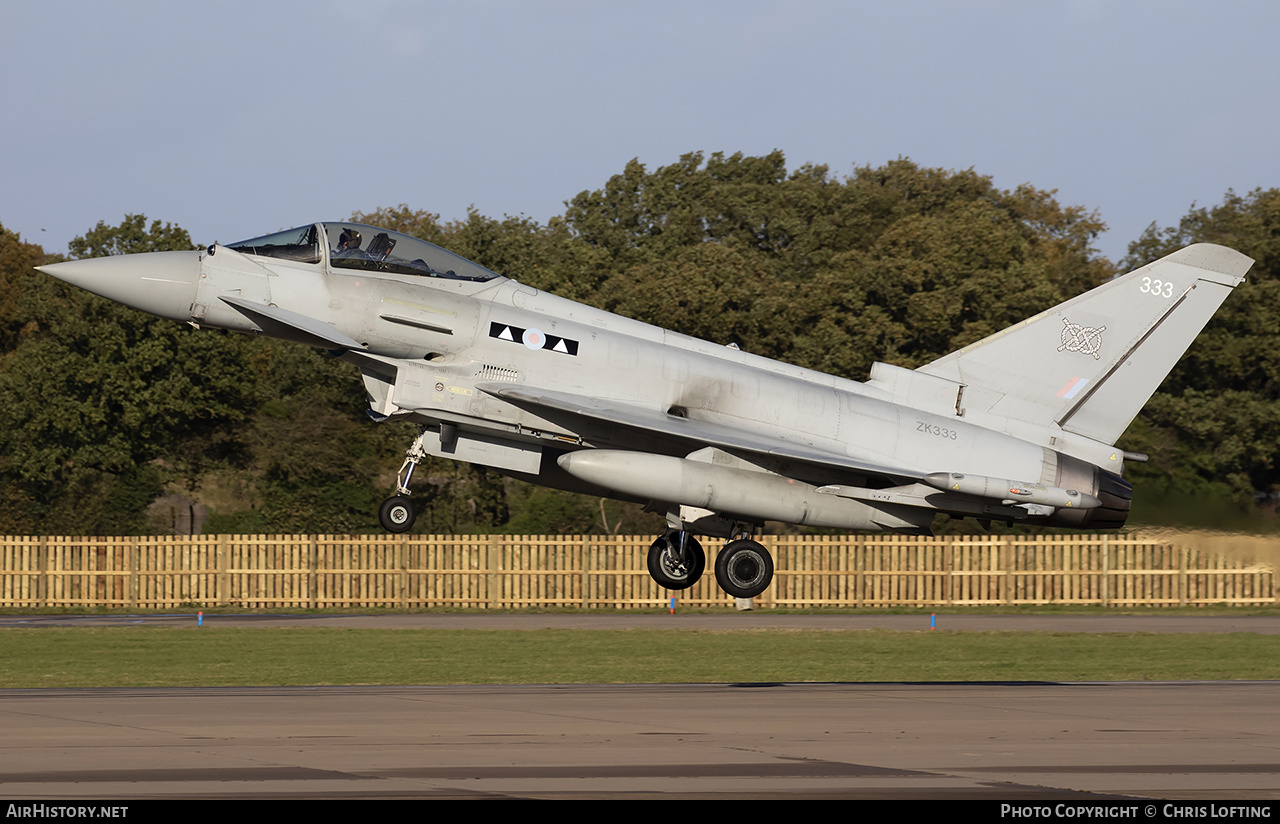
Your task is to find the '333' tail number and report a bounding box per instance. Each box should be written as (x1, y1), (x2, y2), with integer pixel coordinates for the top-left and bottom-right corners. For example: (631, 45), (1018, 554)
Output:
(1140, 276), (1174, 298)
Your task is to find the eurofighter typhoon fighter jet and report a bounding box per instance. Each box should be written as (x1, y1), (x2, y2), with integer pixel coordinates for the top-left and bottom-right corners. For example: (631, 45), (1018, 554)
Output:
(38, 222), (1252, 598)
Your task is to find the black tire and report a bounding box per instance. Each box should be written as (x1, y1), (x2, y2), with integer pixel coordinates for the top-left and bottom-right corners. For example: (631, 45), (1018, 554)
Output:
(714, 539), (774, 598)
(646, 531), (705, 590)
(379, 496), (416, 533)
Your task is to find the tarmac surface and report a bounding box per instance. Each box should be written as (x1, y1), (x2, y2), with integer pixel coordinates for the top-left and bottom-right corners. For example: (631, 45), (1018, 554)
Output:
(2, 614), (1278, 800)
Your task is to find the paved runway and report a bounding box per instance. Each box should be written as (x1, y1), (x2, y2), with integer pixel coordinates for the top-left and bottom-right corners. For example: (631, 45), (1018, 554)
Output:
(1, 681), (1278, 799)
(2, 615), (1278, 800)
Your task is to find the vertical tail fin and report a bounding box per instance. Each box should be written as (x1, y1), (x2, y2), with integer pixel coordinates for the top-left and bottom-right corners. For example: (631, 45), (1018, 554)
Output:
(918, 243), (1252, 445)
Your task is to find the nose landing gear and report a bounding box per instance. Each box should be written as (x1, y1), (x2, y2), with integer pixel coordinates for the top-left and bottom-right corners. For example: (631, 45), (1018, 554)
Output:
(378, 429), (429, 533)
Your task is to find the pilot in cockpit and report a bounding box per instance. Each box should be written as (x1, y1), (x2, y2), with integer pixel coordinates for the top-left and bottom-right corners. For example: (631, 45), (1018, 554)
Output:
(335, 227), (364, 257)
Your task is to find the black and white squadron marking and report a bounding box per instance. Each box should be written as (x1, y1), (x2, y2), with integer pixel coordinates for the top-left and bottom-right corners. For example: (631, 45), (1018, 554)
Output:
(489, 321), (579, 356)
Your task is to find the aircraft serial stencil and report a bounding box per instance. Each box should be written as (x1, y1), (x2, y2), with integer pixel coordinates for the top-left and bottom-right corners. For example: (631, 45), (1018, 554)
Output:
(38, 222), (1252, 599)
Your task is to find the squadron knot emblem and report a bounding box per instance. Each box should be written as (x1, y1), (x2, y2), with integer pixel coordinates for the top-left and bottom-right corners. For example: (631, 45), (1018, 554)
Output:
(1058, 318), (1106, 360)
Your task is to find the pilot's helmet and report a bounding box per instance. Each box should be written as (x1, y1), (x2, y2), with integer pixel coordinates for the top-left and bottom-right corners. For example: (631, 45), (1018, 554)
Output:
(337, 228), (362, 251)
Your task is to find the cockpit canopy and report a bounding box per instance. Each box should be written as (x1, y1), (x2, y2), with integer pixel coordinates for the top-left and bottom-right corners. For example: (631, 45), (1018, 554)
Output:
(227, 222), (502, 282)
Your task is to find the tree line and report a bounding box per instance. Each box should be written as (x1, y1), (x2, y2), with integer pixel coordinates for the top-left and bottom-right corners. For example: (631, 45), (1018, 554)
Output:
(2, 153), (1277, 535)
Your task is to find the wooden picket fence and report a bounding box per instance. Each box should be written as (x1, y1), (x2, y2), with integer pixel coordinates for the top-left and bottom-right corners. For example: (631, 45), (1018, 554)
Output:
(0, 531), (1275, 610)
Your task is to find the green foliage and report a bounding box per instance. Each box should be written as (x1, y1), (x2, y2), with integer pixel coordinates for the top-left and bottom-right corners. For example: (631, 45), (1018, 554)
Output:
(2, 310), (256, 480)
(184, 345), (407, 535)
(0, 217), (236, 533)
(0, 225), (50, 353)
(4, 159), (1278, 535)
(500, 486), (666, 536)
(67, 214), (195, 259)
(563, 154), (1111, 377)
(233, 392), (383, 533)
(201, 507), (270, 536)
(405, 461), (511, 534)
(1120, 189), (1280, 523)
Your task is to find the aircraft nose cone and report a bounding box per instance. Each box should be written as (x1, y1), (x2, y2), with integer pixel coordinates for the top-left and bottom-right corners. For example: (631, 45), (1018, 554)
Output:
(37, 251), (202, 322)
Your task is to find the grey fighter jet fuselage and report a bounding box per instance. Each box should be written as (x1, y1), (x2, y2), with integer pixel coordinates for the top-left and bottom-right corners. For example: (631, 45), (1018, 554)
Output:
(38, 222), (1253, 598)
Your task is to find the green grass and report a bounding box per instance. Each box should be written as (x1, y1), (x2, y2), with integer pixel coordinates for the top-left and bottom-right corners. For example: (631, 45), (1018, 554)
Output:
(2, 627), (1278, 687)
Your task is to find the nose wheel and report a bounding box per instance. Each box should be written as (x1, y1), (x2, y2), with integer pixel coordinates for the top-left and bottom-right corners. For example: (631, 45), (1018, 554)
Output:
(379, 495), (416, 533)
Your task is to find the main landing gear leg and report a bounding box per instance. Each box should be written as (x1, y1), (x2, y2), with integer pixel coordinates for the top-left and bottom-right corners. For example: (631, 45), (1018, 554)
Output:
(647, 530), (706, 590)
(714, 528), (774, 599)
(379, 429), (428, 533)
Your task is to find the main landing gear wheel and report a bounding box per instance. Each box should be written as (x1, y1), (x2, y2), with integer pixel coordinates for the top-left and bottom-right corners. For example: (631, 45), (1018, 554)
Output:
(379, 496), (416, 533)
(714, 539), (774, 598)
(647, 531), (705, 590)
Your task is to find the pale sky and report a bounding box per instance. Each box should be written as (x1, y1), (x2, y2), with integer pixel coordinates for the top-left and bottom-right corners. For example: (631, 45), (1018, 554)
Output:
(3, 0), (1278, 265)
